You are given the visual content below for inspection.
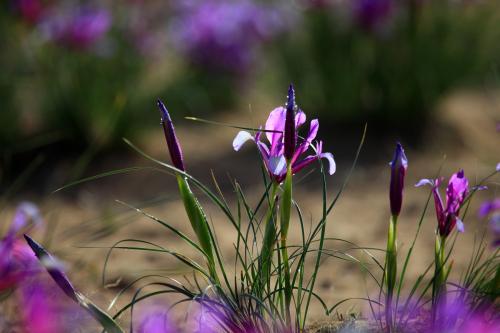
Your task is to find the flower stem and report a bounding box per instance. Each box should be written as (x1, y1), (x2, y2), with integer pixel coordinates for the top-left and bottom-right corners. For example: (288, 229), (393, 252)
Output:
(433, 234), (447, 324)
(280, 164), (293, 328)
(176, 174), (217, 282)
(259, 182), (279, 296)
(385, 215), (398, 332)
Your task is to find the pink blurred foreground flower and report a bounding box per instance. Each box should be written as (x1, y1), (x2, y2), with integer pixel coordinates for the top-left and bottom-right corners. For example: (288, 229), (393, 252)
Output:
(416, 170), (469, 237)
(0, 202), (42, 292)
(233, 86), (335, 183)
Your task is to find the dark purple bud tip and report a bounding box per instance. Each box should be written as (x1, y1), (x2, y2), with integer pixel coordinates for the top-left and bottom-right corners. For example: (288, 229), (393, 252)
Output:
(284, 84), (296, 161)
(389, 142), (408, 216)
(24, 234), (78, 302)
(157, 99), (171, 123)
(286, 84), (295, 112)
(156, 99), (186, 171)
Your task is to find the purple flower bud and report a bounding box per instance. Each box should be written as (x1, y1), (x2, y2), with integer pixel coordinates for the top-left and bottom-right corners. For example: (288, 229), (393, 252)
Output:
(24, 235), (78, 302)
(157, 99), (186, 171)
(389, 142), (408, 216)
(284, 84), (296, 161)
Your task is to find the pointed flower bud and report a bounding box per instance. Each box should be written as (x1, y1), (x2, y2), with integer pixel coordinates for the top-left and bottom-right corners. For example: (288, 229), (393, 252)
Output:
(284, 84), (296, 161)
(389, 142), (408, 216)
(157, 100), (185, 171)
(24, 235), (78, 302)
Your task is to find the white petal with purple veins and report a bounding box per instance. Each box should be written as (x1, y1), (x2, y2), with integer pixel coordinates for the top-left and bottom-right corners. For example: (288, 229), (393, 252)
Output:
(320, 153), (336, 175)
(268, 155), (287, 176)
(455, 217), (465, 233)
(233, 131), (253, 151)
(415, 179), (434, 187)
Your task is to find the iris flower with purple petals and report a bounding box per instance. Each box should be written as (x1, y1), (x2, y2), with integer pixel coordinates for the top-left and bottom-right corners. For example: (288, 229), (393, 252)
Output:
(416, 170), (469, 237)
(233, 87), (335, 183)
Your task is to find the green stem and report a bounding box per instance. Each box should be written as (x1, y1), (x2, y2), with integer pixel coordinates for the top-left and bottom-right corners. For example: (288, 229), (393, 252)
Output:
(176, 174), (217, 282)
(433, 234), (447, 324)
(259, 182), (279, 296)
(280, 165), (293, 328)
(385, 215), (398, 332)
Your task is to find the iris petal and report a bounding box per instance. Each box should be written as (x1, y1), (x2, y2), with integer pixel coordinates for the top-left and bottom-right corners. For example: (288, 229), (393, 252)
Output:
(455, 217), (465, 233)
(320, 152), (336, 175)
(268, 155), (287, 176)
(415, 179), (434, 187)
(265, 107), (285, 145)
(232, 131), (253, 151)
(295, 109), (306, 128)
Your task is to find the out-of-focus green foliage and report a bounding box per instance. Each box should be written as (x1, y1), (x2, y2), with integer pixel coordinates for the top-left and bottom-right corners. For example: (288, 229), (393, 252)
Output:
(273, 2), (500, 130)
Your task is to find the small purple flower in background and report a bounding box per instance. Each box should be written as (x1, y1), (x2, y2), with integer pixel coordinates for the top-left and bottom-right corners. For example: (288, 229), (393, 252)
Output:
(352, 0), (394, 33)
(13, 0), (44, 24)
(416, 169), (469, 237)
(496, 162), (500, 172)
(169, 0), (286, 73)
(233, 86), (335, 183)
(389, 142), (408, 216)
(479, 198), (500, 247)
(42, 5), (111, 50)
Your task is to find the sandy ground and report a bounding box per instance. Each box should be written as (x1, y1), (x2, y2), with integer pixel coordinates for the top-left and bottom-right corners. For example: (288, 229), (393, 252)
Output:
(1, 89), (499, 330)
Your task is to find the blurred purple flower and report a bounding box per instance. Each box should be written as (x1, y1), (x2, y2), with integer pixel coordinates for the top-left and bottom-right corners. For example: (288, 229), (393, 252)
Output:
(233, 86), (335, 183)
(0, 202), (42, 292)
(479, 198), (500, 247)
(496, 162), (500, 172)
(389, 142), (408, 216)
(137, 309), (176, 333)
(416, 170), (469, 237)
(0, 239), (39, 291)
(479, 199), (500, 218)
(169, 0), (286, 73)
(20, 283), (64, 333)
(42, 6), (111, 50)
(353, 0), (394, 32)
(13, 0), (44, 24)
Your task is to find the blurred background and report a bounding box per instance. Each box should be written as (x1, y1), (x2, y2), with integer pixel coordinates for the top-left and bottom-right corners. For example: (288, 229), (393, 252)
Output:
(1, 0), (499, 327)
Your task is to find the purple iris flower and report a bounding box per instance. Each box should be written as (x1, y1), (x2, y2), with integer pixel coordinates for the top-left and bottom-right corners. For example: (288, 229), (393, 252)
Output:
(233, 88), (335, 183)
(389, 142), (408, 216)
(416, 170), (469, 237)
(169, 0), (285, 73)
(43, 6), (111, 50)
(353, 0), (394, 32)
